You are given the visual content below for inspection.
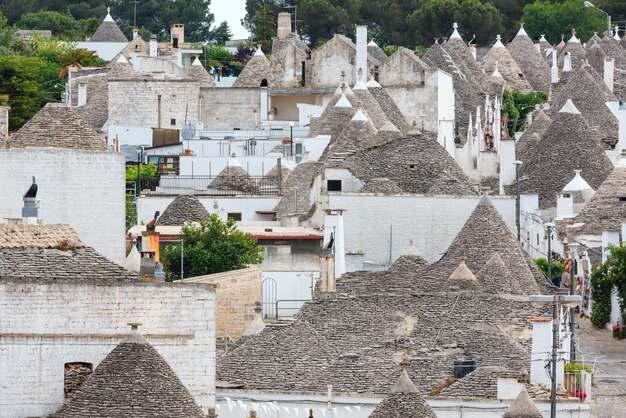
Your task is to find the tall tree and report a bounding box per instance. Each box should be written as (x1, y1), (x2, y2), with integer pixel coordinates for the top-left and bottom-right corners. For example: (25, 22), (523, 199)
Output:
(407, 0), (505, 46)
(251, 4), (277, 48)
(209, 20), (233, 44)
(522, 0), (608, 44)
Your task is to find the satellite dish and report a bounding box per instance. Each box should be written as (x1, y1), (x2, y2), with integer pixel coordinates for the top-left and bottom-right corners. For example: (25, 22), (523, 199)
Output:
(181, 123), (196, 140)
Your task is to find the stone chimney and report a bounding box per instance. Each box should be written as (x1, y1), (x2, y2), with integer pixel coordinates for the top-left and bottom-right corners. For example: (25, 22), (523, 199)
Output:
(355, 26), (367, 82)
(22, 176), (39, 224)
(604, 58), (615, 92)
(149, 34), (158, 57)
(324, 209), (346, 277)
(0, 105), (8, 137)
(530, 317), (555, 386)
(551, 49), (559, 83)
(319, 245), (336, 298)
(170, 23), (184, 44)
(77, 83), (87, 107)
(277, 12), (292, 40)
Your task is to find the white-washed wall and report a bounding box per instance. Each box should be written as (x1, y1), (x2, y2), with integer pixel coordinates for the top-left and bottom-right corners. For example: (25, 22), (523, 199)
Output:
(0, 280), (216, 417)
(327, 194), (516, 266)
(0, 149), (126, 264)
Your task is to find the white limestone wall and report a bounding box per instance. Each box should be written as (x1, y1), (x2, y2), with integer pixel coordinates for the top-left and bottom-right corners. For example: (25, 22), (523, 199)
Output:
(327, 194), (515, 266)
(436, 71), (456, 154)
(201, 88), (260, 129)
(0, 280), (216, 417)
(75, 41), (127, 60)
(137, 195), (281, 225)
(0, 149), (126, 264)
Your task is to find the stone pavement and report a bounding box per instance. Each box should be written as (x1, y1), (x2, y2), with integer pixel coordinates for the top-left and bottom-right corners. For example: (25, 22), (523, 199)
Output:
(576, 318), (626, 418)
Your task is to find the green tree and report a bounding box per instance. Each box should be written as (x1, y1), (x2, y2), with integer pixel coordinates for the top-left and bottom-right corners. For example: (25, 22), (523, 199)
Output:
(502, 90), (548, 137)
(251, 4), (277, 48)
(522, 0), (608, 44)
(0, 56), (47, 130)
(210, 20), (233, 44)
(161, 215), (263, 280)
(57, 48), (104, 79)
(204, 45), (233, 67)
(407, 0), (505, 46)
(535, 257), (564, 282)
(16, 11), (81, 39)
(298, 0), (356, 45)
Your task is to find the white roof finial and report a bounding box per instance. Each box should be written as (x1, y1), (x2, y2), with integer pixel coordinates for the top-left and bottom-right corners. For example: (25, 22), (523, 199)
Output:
(450, 22), (462, 40)
(494, 35), (504, 48)
(104, 7), (114, 22)
(614, 26), (621, 40)
(517, 23), (528, 37)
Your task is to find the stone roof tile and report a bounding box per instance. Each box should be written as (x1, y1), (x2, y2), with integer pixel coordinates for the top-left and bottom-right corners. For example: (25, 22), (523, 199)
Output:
(51, 329), (204, 417)
(508, 29), (552, 92)
(7, 104), (106, 151)
(156, 195), (211, 226)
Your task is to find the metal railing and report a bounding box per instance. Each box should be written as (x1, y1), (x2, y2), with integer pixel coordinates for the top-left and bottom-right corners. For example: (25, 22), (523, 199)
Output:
(148, 174), (282, 196)
(275, 299), (311, 319)
(195, 124), (309, 141)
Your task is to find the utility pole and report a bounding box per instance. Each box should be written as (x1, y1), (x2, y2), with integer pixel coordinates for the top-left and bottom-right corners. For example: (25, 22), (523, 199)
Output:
(514, 160), (522, 242)
(569, 243), (579, 362)
(551, 300), (558, 418)
(132, 0), (140, 28)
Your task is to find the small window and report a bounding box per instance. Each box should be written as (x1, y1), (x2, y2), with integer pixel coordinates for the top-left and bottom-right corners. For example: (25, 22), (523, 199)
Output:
(227, 212), (242, 221)
(64, 362), (93, 398)
(563, 193), (571, 198)
(170, 118), (176, 126)
(537, 233), (540, 246)
(409, 164), (416, 169)
(619, 197), (626, 202)
(327, 180), (342, 192)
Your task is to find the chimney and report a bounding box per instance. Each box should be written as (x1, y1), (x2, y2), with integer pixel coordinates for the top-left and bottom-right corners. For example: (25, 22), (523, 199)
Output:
(319, 245), (336, 298)
(324, 209), (346, 278)
(469, 44), (477, 59)
(551, 49), (559, 83)
(563, 52), (572, 72)
(602, 230), (620, 263)
(149, 34), (158, 57)
(556, 191), (574, 219)
(77, 83), (87, 107)
(22, 176), (39, 224)
(530, 317), (557, 386)
(277, 12), (292, 40)
(0, 105), (8, 137)
(132, 28), (139, 39)
(170, 23), (184, 44)
(604, 58), (615, 92)
(355, 26), (367, 82)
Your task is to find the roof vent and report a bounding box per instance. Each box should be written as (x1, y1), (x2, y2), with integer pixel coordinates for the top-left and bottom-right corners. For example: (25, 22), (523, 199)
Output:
(22, 176), (39, 220)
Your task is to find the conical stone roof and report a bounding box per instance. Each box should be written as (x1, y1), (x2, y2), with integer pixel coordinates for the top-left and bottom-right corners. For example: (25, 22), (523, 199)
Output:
(367, 40), (388, 63)
(442, 260), (480, 290)
(520, 100), (614, 208)
(586, 44), (606, 76)
(367, 85), (410, 133)
(8, 104), (106, 151)
(566, 167), (626, 236)
(419, 196), (545, 294)
(51, 329), (205, 418)
(361, 177), (403, 194)
(90, 10), (128, 42)
(322, 110), (379, 160)
(309, 93), (358, 138)
(352, 87), (390, 129)
(558, 36), (586, 71)
(549, 66), (618, 148)
(187, 57), (214, 88)
(368, 369), (437, 418)
(508, 27), (552, 91)
(232, 52), (270, 87)
(516, 110), (551, 162)
(481, 36), (532, 92)
(156, 195), (211, 226)
(392, 242), (429, 272)
(503, 387), (543, 418)
(212, 161), (258, 194)
(332, 133), (476, 195)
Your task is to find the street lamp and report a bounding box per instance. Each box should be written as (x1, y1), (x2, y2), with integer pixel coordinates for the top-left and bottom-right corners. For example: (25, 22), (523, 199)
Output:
(568, 242), (580, 362)
(584, 1), (611, 36)
(529, 294), (582, 418)
(544, 222), (556, 286)
(289, 121), (295, 158)
(514, 160), (523, 242)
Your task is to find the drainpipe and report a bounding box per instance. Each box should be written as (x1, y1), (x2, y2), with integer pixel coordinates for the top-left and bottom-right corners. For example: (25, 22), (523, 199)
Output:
(157, 94), (162, 128)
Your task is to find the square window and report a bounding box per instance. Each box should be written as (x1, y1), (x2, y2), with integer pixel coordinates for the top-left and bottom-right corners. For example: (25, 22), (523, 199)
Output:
(327, 180), (342, 192)
(227, 212), (242, 221)
(170, 118), (176, 126)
